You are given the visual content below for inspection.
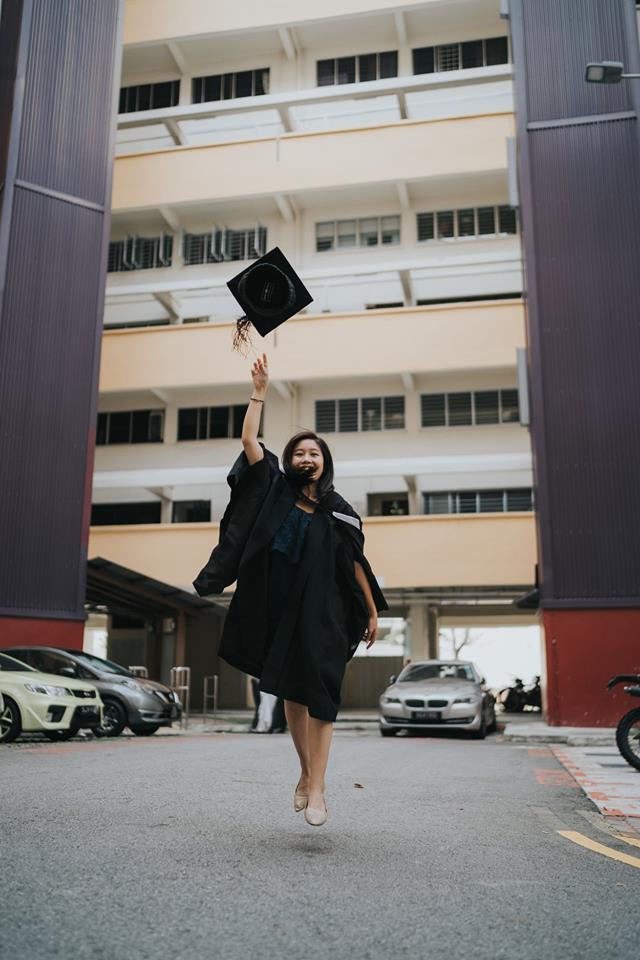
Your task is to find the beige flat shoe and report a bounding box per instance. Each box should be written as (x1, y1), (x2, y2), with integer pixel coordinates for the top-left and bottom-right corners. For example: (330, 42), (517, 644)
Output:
(304, 798), (328, 827)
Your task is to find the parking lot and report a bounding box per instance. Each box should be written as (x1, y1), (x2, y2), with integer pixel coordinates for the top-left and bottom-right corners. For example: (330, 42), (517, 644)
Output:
(3, 728), (640, 960)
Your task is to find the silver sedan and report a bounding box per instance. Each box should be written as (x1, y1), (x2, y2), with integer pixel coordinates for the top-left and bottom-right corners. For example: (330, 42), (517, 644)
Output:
(379, 659), (496, 738)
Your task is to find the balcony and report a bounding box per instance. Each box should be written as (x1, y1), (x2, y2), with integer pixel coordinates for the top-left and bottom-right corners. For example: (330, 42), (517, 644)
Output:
(111, 112), (514, 212)
(99, 299), (525, 394)
(88, 512), (537, 591)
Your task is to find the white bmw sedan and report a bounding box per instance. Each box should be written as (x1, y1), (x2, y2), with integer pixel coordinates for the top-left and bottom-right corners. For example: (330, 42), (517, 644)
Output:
(379, 659), (496, 738)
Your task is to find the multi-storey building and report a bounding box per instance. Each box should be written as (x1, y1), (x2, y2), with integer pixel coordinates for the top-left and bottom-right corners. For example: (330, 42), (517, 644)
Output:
(89, 0), (538, 698)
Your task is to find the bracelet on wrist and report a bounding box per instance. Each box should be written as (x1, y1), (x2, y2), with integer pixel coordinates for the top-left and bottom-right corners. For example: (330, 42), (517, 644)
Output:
(250, 396), (265, 403)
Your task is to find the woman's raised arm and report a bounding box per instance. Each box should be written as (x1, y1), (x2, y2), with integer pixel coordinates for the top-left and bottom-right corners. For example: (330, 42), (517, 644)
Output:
(241, 352), (268, 465)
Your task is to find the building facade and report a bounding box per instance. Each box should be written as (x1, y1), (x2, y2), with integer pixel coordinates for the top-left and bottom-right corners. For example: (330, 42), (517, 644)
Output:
(90, 0), (538, 687)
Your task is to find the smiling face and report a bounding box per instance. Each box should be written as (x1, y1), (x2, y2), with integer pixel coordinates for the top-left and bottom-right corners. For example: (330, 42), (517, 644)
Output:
(291, 438), (324, 481)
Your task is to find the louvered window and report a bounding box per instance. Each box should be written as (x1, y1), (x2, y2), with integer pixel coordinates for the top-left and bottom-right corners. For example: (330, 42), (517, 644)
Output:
(423, 488), (533, 514)
(421, 390), (520, 427)
(192, 69), (269, 102)
(316, 216), (400, 252)
(315, 396), (405, 432)
(108, 235), (172, 272)
(421, 394), (446, 427)
(317, 51), (398, 86)
(119, 80), (180, 113)
(183, 227), (266, 265)
(177, 405), (263, 441)
(412, 36), (509, 76)
(416, 205), (517, 242)
(96, 410), (164, 445)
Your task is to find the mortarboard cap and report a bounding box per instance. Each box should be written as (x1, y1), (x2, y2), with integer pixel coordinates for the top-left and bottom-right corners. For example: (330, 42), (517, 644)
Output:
(227, 247), (313, 352)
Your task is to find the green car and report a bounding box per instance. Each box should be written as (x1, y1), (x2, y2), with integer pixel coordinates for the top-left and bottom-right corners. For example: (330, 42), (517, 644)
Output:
(0, 652), (103, 743)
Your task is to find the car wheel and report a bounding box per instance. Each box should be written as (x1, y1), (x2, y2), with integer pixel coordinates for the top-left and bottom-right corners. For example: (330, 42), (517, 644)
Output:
(94, 699), (127, 737)
(44, 727), (79, 742)
(471, 714), (487, 740)
(130, 724), (160, 736)
(380, 727), (397, 737)
(0, 696), (21, 743)
(487, 711), (498, 733)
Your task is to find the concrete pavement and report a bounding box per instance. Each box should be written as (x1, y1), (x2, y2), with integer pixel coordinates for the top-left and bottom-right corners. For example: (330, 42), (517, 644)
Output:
(2, 730), (640, 960)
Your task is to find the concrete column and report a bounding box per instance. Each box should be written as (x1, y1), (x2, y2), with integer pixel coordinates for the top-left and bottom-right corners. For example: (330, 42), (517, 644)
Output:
(427, 605), (439, 659)
(407, 604), (428, 659)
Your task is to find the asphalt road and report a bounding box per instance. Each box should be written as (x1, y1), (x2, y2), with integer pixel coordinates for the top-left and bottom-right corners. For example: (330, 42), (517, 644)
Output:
(2, 728), (639, 960)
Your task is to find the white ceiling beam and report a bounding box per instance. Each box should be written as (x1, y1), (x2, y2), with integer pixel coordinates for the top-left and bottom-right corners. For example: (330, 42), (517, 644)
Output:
(277, 104), (295, 132)
(278, 27), (298, 61)
(150, 388), (170, 404)
(401, 372), (414, 391)
(153, 291), (183, 323)
(166, 41), (189, 77)
(272, 379), (294, 400)
(158, 205), (180, 232)
(396, 181), (410, 210)
(394, 11), (408, 46)
(399, 268), (414, 307)
(165, 118), (187, 146)
(274, 192), (294, 222)
(147, 486), (173, 502)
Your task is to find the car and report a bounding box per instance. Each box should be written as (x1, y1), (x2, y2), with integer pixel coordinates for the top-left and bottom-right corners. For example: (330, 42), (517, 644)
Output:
(0, 651), (103, 744)
(4, 647), (182, 737)
(378, 659), (496, 738)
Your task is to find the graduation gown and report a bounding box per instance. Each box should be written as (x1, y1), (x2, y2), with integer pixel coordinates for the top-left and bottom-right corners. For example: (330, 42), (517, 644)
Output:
(193, 443), (389, 721)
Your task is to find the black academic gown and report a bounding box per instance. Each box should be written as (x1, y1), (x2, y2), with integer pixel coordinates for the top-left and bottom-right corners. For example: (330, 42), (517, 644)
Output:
(193, 443), (389, 721)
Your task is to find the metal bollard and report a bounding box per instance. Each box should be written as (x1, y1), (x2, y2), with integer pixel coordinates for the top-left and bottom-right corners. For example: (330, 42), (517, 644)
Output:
(128, 665), (148, 678)
(170, 665), (190, 729)
(202, 674), (219, 722)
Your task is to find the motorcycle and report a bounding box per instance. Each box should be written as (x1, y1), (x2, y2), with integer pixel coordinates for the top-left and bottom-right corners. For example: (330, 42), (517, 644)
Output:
(607, 675), (640, 771)
(497, 676), (541, 713)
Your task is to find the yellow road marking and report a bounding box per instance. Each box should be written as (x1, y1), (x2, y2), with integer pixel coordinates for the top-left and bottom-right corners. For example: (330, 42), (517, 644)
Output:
(558, 831), (640, 869)
(614, 833), (640, 849)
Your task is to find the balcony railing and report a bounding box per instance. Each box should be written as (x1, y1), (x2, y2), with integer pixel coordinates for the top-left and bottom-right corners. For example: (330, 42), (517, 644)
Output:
(88, 512), (537, 591)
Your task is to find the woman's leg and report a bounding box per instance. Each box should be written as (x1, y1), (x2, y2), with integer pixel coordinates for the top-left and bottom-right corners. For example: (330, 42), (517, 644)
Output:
(284, 699), (310, 789)
(307, 717), (333, 809)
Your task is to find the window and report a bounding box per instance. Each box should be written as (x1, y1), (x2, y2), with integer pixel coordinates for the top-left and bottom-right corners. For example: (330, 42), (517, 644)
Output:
(500, 389), (520, 423)
(172, 501), (211, 523)
(416, 205), (517, 243)
(192, 69), (270, 102)
(108, 235), (172, 272)
(119, 80), (180, 113)
(315, 396), (405, 432)
(423, 489), (533, 515)
(182, 227), (267, 265)
(416, 212), (434, 242)
(412, 36), (509, 76)
(96, 410), (164, 445)
(421, 390), (520, 427)
(91, 503), (162, 525)
(317, 51), (398, 86)
(367, 493), (409, 517)
(177, 404), (263, 441)
(316, 216), (400, 252)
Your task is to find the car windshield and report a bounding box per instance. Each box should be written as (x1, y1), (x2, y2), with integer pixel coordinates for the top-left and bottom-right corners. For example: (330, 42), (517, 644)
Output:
(67, 651), (133, 677)
(0, 652), (36, 672)
(398, 663), (476, 682)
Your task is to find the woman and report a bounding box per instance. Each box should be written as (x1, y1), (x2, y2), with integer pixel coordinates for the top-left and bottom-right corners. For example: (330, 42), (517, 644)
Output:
(193, 354), (388, 827)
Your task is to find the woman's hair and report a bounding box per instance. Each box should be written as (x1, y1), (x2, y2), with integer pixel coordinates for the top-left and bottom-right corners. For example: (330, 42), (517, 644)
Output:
(281, 431), (334, 502)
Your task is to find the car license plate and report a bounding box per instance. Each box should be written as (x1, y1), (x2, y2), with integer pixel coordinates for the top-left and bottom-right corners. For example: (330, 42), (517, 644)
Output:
(413, 710), (440, 720)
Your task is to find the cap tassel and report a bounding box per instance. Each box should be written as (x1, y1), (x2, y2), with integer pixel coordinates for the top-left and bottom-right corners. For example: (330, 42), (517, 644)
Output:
(232, 315), (254, 356)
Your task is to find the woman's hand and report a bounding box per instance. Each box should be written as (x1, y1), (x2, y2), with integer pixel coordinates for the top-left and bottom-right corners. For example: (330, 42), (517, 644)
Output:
(364, 614), (378, 649)
(251, 353), (269, 394)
